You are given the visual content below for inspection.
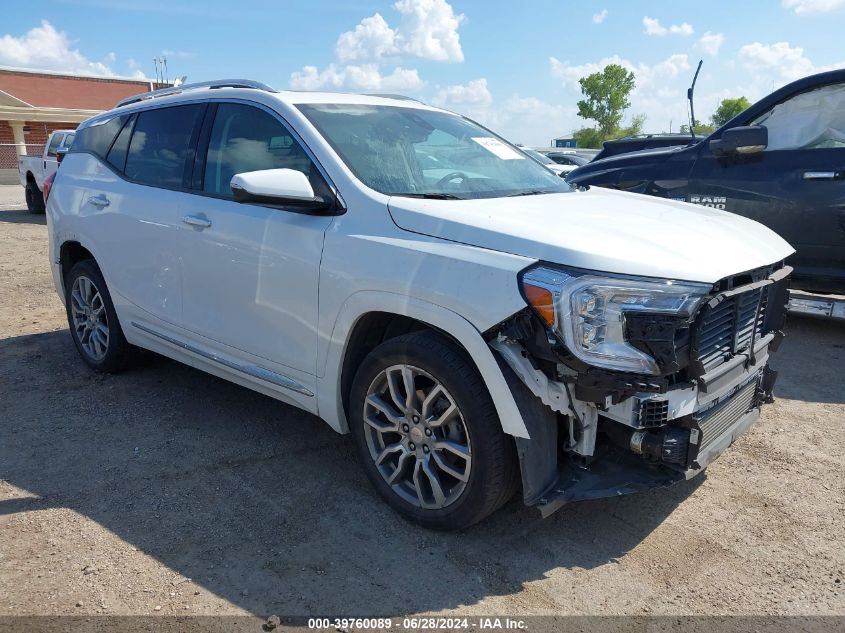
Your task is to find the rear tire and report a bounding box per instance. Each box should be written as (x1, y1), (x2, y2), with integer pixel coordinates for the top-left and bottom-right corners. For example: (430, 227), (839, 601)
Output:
(65, 259), (130, 373)
(25, 181), (45, 214)
(349, 331), (519, 530)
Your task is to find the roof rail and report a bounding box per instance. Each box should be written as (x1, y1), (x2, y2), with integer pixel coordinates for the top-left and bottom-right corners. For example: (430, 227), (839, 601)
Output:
(364, 93), (423, 103)
(116, 79), (277, 108)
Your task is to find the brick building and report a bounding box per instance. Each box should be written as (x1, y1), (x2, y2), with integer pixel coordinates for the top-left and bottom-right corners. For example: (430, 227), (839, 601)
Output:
(0, 67), (168, 183)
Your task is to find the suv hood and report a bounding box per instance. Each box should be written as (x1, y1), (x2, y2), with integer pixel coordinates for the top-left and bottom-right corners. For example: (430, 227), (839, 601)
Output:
(387, 188), (794, 284)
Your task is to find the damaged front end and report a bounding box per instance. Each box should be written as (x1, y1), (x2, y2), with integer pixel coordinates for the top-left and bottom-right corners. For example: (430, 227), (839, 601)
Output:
(487, 262), (791, 517)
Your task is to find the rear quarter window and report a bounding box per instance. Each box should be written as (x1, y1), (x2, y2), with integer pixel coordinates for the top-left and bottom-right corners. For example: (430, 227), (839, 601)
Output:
(70, 115), (130, 159)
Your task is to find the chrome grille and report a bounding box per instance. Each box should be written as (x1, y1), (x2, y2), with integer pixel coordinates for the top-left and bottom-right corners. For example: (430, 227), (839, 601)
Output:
(695, 286), (769, 372)
(696, 380), (758, 451)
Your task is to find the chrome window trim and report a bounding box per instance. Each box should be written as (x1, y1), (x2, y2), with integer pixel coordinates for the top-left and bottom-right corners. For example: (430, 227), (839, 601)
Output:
(79, 96), (346, 211)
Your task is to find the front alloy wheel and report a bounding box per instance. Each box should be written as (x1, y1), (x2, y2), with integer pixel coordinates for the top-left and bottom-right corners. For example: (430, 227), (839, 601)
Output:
(349, 331), (518, 530)
(363, 363), (472, 509)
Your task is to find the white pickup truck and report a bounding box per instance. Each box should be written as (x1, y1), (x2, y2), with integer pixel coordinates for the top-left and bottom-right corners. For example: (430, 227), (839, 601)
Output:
(19, 129), (75, 213)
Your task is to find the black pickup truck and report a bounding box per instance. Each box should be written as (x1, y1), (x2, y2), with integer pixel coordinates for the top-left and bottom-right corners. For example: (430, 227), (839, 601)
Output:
(568, 69), (845, 297)
(593, 133), (704, 161)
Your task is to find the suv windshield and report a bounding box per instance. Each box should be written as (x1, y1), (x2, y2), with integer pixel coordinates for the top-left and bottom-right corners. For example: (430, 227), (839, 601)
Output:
(298, 104), (570, 199)
(522, 148), (555, 165)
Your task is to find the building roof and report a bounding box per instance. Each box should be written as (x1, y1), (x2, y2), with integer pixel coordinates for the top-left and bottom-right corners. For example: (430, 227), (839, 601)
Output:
(0, 67), (163, 111)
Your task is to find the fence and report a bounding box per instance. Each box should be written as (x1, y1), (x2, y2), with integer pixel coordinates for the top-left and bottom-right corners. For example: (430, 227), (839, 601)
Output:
(0, 144), (46, 170)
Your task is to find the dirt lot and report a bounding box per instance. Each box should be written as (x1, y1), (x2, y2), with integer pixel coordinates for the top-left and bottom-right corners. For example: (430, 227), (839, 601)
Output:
(1, 184), (843, 620)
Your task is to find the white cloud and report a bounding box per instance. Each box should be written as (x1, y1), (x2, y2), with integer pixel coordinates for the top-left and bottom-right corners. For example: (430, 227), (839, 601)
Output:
(335, 0), (464, 64)
(549, 53), (694, 133)
(161, 49), (196, 59)
(0, 20), (116, 75)
(782, 0), (845, 14)
(289, 63), (424, 92)
(736, 40), (842, 83)
(394, 0), (464, 62)
(696, 31), (724, 56)
(432, 78), (492, 107)
(336, 13), (398, 62)
(592, 9), (608, 24)
(293, 0), (463, 95)
(642, 16), (694, 36)
(492, 95), (579, 144)
(550, 53), (690, 91)
(427, 77), (577, 145)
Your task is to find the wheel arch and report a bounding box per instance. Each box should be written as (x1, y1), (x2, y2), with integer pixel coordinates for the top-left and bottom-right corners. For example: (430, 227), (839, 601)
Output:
(317, 291), (529, 439)
(58, 240), (97, 298)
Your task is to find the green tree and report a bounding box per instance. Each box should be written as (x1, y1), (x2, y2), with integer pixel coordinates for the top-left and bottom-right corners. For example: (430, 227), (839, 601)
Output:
(711, 97), (751, 127)
(573, 114), (647, 149)
(572, 127), (605, 149)
(680, 120), (715, 135)
(618, 113), (646, 137)
(576, 64), (637, 137)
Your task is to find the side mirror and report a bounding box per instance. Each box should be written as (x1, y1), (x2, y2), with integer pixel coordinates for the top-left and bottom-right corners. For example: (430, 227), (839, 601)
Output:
(709, 125), (768, 157)
(56, 147), (69, 164)
(230, 168), (332, 213)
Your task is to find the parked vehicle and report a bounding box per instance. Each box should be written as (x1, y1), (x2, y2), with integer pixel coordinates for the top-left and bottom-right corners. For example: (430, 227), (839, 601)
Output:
(568, 68), (845, 297)
(48, 80), (794, 529)
(592, 133), (704, 161)
(19, 129), (75, 213)
(532, 148), (591, 168)
(520, 147), (572, 176)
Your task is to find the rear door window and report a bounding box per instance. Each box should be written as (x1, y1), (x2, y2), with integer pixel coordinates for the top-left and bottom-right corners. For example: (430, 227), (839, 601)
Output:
(125, 104), (204, 189)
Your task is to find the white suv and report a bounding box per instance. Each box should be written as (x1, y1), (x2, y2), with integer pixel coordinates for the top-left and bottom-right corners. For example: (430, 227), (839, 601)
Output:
(47, 80), (794, 529)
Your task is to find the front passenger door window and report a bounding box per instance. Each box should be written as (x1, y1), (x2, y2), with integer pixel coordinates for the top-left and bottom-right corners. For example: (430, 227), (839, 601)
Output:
(202, 103), (314, 197)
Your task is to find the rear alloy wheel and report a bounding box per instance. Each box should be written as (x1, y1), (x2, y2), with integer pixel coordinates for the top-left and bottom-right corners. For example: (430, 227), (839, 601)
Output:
(65, 259), (130, 372)
(349, 331), (518, 530)
(70, 275), (110, 362)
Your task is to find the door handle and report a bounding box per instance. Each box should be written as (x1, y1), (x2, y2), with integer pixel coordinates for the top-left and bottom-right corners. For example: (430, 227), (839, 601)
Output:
(803, 170), (843, 180)
(182, 215), (212, 229)
(88, 194), (110, 208)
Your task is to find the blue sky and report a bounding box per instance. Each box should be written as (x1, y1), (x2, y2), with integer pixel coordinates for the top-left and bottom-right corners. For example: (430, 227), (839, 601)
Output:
(3, 0), (845, 144)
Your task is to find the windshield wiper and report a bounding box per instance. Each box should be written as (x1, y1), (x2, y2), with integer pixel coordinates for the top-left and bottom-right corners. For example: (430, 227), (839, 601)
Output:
(505, 189), (552, 197)
(392, 192), (466, 200)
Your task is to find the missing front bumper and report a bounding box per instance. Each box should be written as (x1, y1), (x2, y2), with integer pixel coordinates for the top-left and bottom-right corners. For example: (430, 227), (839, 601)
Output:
(532, 406), (761, 518)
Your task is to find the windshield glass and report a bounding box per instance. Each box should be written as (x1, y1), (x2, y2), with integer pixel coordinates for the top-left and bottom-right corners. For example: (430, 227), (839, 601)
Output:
(547, 153), (588, 166)
(522, 148), (555, 165)
(298, 104), (570, 199)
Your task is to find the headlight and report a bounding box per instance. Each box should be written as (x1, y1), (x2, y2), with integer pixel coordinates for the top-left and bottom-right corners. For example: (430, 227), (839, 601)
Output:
(520, 266), (709, 374)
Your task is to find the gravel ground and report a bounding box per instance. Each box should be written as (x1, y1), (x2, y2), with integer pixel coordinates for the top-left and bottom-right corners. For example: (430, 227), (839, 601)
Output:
(0, 184), (843, 620)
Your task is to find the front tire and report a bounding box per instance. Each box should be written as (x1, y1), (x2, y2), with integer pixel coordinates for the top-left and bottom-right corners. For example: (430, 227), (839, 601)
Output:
(65, 259), (130, 372)
(349, 331), (518, 530)
(25, 181), (45, 214)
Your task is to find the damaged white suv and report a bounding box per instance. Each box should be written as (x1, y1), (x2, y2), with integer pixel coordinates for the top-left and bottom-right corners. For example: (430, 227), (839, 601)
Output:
(48, 80), (794, 529)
